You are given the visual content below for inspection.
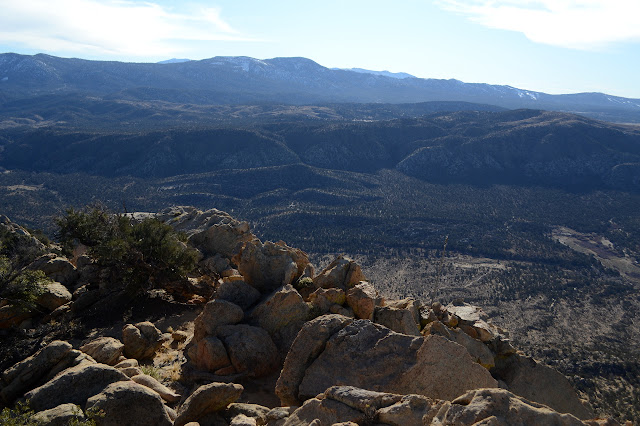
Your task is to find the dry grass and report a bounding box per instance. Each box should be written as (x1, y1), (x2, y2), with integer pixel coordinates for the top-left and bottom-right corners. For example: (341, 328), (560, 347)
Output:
(151, 334), (187, 382)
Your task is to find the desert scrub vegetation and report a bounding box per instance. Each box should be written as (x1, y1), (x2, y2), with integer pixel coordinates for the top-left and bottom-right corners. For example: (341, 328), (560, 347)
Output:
(0, 224), (46, 268)
(0, 221), (51, 314)
(55, 205), (198, 294)
(140, 364), (162, 381)
(0, 401), (103, 425)
(0, 400), (38, 426)
(0, 256), (48, 313)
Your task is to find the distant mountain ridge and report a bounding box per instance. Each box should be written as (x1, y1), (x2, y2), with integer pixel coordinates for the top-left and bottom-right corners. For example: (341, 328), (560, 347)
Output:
(1, 53), (639, 123)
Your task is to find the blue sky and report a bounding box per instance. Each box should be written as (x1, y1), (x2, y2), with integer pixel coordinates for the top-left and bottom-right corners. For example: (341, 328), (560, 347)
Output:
(1, 0), (639, 98)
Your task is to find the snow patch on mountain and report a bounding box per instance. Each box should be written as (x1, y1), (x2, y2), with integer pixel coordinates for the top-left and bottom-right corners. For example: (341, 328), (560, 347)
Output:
(157, 58), (191, 64)
(337, 67), (415, 79)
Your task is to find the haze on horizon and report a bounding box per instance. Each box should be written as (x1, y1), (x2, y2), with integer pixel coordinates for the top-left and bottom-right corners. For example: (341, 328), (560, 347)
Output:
(1, 0), (639, 98)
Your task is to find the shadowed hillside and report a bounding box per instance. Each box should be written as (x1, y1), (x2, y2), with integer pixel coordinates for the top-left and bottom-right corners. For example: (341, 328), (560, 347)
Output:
(1, 109), (639, 191)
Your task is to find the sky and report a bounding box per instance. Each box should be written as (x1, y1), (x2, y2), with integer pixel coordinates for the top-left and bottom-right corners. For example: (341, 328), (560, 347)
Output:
(1, 0), (639, 98)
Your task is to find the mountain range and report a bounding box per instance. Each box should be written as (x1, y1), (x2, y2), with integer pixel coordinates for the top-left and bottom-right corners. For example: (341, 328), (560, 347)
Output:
(1, 53), (639, 123)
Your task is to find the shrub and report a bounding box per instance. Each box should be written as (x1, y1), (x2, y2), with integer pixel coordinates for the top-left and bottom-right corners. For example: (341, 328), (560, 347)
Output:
(0, 401), (38, 426)
(56, 206), (198, 294)
(0, 256), (48, 313)
(140, 364), (162, 381)
(295, 276), (314, 290)
(0, 226), (46, 269)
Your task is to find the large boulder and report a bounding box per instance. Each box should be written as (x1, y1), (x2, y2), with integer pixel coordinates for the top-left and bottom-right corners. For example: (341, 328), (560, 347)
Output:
(0, 215), (46, 256)
(325, 386), (404, 415)
(70, 287), (103, 313)
(122, 322), (163, 360)
(25, 363), (130, 412)
(421, 322), (495, 369)
(258, 407), (296, 425)
(373, 305), (421, 336)
(174, 382), (244, 426)
(85, 381), (173, 426)
(276, 314), (354, 406)
(233, 240), (309, 294)
(376, 394), (439, 426)
(223, 403), (271, 424)
(0, 304), (32, 329)
(216, 277), (262, 310)
(434, 388), (586, 425)
(345, 282), (382, 320)
(446, 304), (490, 323)
(1, 340), (73, 404)
(156, 206), (254, 258)
(79, 337), (124, 366)
(313, 256), (366, 291)
(36, 282), (73, 311)
(230, 413), (259, 425)
(307, 287), (346, 313)
(187, 336), (232, 372)
(282, 397), (365, 426)
(295, 320), (497, 402)
(217, 324), (280, 378)
(281, 385), (591, 426)
(491, 353), (594, 419)
(28, 255), (78, 287)
(32, 403), (85, 426)
(385, 298), (421, 325)
(42, 349), (96, 383)
(250, 284), (311, 353)
(448, 328), (495, 369)
(193, 299), (244, 341)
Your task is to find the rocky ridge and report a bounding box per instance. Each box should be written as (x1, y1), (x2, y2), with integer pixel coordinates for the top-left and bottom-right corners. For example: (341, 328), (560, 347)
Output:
(0, 207), (624, 425)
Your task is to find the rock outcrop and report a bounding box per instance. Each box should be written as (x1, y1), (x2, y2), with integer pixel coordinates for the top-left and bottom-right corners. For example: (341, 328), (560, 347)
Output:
(278, 385), (595, 426)
(193, 299), (245, 341)
(491, 352), (595, 420)
(25, 363), (130, 412)
(0, 215), (46, 256)
(216, 276), (262, 310)
(276, 314), (355, 406)
(436, 388), (587, 425)
(0, 340), (73, 404)
(217, 324), (280, 378)
(250, 284), (312, 354)
(233, 240), (310, 294)
(292, 320), (498, 402)
(0, 207), (615, 425)
(313, 256), (366, 291)
(186, 297), (279, 378)
(156, 206), (254, 259)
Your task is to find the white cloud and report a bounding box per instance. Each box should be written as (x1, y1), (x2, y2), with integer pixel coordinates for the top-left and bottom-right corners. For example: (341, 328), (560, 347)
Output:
(436, 0), (640, 49)
(0, 0), (255, 58)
